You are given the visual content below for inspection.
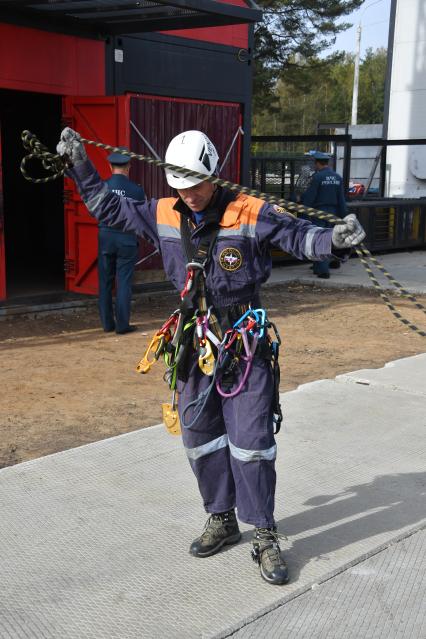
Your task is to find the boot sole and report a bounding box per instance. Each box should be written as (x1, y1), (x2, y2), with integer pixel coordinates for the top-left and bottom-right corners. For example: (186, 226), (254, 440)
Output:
(190, 532), (242, 558)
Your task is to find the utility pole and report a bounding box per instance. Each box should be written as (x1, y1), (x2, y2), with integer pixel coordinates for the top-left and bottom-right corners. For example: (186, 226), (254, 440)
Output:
(351, 23), (362, 125)
(351, 0), (386, 126)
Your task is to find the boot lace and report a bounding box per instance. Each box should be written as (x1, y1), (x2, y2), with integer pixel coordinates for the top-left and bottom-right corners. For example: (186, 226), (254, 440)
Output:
(199, 513), (231, 545)
(252, 527), (288, 567)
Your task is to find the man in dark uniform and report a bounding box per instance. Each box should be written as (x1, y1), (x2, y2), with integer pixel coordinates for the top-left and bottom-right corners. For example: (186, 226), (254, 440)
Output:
(98, 149), (146, 334)
(57, 128), (365, 586)
(301, 150), (348, 279)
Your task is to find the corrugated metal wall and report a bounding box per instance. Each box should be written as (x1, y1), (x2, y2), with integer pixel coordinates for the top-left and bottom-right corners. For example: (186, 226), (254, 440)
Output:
(129, 95), (242, 200)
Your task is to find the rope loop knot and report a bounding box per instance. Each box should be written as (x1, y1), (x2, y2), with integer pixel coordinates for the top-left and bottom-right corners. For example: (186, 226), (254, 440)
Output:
(20, 130), (68, 183)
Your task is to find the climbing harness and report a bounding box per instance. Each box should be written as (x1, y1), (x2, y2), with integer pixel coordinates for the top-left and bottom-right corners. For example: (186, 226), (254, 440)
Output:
(19, 129), (426, 338)
(179, 305), (282, 433)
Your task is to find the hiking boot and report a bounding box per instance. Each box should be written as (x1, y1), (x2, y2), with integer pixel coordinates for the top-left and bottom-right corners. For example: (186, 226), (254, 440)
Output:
(190, 510), (241, 558)
(251, 527), (289, 585)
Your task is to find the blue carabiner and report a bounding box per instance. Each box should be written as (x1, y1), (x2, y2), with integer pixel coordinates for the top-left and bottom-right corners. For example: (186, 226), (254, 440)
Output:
(233, 308), (259, 329)
(251, 308), (266, 338)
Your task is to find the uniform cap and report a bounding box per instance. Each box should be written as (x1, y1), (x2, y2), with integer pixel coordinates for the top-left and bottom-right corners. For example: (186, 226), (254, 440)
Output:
(107, 147), (131, 165)
(305, 150), (331, 161)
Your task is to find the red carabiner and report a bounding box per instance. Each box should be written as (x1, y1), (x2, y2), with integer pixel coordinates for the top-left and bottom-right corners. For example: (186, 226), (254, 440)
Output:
(180, 269), (193, 299)
(160, 313), (178, 335)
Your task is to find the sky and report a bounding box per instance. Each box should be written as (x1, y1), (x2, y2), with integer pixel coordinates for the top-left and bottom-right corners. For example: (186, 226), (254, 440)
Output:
(327, 0), (392, 57)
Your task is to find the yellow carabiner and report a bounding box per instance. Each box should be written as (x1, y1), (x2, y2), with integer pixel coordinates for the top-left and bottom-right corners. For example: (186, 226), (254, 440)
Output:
(136, 333), (162, 374)
(198, 339), (215, 376)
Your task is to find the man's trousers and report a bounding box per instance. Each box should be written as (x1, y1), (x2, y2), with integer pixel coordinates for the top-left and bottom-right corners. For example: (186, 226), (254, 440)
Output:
(98, 227), (138, 333)
(177, 354), (277, 528)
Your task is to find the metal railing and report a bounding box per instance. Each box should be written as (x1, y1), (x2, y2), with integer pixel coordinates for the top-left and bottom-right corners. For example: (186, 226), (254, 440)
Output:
(250, 135), (426, 252)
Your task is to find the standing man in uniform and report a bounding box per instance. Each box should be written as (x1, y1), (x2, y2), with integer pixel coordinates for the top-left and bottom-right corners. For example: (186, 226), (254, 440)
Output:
(98, 149), (146, 334)
(302, 150), (348, 279)
(57, 128), (365, 585)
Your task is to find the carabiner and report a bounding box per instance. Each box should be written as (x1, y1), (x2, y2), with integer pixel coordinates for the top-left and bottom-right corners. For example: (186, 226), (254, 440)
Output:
(159, 311), (179, 335)
(252, 308), (266, 338)
(198, 339), (215, 376)
(136, 333), (162, 374)
(233, 308), (259, 329)
(224, 329), (240, 350)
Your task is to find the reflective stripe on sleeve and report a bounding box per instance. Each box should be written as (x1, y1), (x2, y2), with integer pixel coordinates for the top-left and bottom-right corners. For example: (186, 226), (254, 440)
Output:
(157, 223), (181, 239)
(304, 226), (323, 260)
(229, 440), (277, 462)
(185, 434), (229, 461)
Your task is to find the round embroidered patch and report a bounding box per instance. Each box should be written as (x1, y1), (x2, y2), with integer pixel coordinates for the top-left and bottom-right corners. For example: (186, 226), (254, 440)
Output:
(219, 247), (243, 272)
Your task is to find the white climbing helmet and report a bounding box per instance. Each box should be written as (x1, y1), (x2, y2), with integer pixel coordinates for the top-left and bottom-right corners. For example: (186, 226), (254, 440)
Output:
(164, 130), (219, 189)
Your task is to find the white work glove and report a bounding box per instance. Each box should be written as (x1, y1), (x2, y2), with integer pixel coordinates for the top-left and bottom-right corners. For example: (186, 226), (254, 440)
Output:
(332, 214), (366, 249)
(56, 127), (87, 167)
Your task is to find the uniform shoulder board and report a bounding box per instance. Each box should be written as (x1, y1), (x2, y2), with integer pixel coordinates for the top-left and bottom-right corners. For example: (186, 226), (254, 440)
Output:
(273, 204), (296, 218)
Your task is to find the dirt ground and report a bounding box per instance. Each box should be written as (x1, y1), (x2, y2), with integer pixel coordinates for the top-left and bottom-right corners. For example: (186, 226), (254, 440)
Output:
(1, 282), (425, 469)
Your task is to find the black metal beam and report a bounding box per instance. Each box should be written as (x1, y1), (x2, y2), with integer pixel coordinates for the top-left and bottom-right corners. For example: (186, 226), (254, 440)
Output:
(0, 0), (262, 37)
(252, 135), (352, 143)
(151, 0), (261, 23)
(351, 138), (426, 146)
(252, 135), (426, 147)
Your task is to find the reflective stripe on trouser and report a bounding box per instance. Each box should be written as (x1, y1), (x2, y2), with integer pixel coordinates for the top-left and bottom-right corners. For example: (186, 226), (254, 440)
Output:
(177, 354), (277, 528)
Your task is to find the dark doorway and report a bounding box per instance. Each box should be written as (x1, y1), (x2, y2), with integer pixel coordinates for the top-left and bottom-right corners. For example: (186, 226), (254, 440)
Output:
(0, 89), (63, 298)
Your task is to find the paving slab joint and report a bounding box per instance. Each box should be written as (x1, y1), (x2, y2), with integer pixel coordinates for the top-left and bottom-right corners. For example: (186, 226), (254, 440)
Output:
(214, 520), (426, 639)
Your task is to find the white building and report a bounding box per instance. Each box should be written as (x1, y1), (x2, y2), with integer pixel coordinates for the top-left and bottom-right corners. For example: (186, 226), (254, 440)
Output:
(385, 0), (426, 197)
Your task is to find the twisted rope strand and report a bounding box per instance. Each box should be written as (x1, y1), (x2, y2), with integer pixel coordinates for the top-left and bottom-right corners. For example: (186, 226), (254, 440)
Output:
(20, 130), (426, 337)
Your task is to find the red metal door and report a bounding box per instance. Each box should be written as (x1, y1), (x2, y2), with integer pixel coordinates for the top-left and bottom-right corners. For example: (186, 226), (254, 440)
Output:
(63, 96), (128, 294)
(129, 94), (243, 199)
(0, 123), (6, 301)
(128, 95), (243, 271)
(63, 94), (243, 292)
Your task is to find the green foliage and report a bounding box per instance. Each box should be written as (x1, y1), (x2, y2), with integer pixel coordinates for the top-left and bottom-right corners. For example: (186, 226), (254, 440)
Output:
(253, 0), (364, 112)
(358, 47), (388, 123)
(253, 48), (388, 135)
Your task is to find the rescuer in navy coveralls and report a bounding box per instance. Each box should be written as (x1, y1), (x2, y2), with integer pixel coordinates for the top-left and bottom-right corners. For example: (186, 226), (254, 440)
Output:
(57, 128), (366, 586)
(302, 151), (348, 279)
(98, 149), (146, 334)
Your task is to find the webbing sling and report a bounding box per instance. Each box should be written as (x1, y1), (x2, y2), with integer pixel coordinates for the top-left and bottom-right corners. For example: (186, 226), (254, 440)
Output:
(178, 213), (219, 316)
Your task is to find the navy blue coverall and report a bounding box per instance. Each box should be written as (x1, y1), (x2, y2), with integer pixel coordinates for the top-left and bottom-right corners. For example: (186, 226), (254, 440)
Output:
(302, 166), (347, 276)
(98, 174), (146, 333)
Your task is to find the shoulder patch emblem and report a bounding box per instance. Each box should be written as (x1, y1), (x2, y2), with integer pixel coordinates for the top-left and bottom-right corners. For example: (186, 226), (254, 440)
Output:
(219, 247), (243, 272)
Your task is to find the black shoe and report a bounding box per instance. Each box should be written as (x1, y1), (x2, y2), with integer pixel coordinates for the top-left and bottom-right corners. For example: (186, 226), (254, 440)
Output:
(316, 273), (330, 279)
(329, 260), (341, 269)
(116, 325), (138, 335)
(190, 510), (241, 558)
(103, 327), (115, 333)
(252, 527), (289, 585)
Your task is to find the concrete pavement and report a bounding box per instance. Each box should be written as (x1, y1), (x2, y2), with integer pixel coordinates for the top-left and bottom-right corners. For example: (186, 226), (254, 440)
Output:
(268, 249), (426, 295)
(0, 352), (425, 638)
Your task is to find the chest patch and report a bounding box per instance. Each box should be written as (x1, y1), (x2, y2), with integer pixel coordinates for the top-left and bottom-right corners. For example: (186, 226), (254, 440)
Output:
(219, 247), (243, 272)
